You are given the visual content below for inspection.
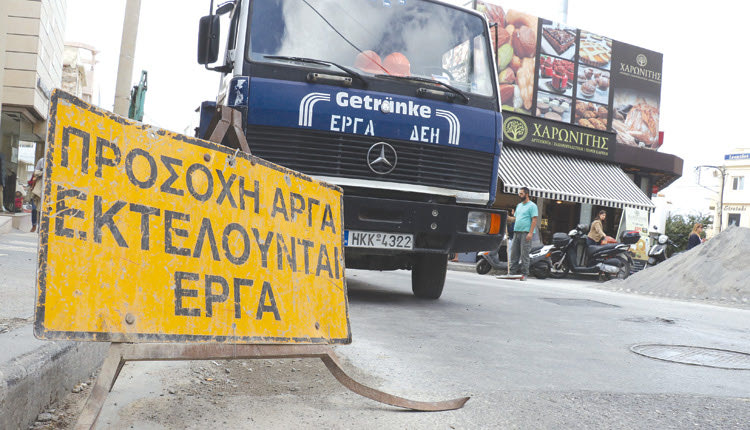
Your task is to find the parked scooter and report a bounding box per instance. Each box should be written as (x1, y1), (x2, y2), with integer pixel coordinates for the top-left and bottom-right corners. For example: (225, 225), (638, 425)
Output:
(476, 243), (556, 279)
(643, 234), (677, 268)
(549, 224), (637, 280)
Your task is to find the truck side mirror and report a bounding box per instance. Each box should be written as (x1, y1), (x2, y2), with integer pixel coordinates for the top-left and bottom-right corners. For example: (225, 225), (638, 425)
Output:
(197, 15), (220, 65)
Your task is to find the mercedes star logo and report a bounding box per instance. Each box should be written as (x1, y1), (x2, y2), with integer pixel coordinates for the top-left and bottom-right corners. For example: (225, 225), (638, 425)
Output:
(367, 142), (397, 175)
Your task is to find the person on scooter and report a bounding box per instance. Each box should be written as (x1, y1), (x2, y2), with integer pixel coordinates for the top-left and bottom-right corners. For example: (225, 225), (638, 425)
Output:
(587, 210), (607, 246)
(509, 187), (538, 279)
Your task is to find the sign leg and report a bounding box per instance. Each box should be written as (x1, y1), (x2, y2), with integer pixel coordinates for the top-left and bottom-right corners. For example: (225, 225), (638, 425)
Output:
(75, 343), (125, 430)
(74, 343), (468, 428)
(321, 349), (470, 411)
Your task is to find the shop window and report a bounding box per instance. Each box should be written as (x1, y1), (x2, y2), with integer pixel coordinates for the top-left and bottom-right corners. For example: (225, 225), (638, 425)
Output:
(732, 176), (744, 191)
(1, 112), (41, 211)
(728, 213), (741, 227)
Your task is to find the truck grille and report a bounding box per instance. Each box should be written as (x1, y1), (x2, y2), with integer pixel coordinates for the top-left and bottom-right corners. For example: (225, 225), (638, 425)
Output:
(245, 125), (494, 193)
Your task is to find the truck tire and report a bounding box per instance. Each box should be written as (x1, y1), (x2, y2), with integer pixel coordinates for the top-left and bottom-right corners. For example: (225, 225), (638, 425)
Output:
(412, 253), (447, 299)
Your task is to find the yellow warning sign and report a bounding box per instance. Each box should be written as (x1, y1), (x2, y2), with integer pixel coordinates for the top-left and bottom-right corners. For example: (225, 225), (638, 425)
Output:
(34, 90), (350, 344)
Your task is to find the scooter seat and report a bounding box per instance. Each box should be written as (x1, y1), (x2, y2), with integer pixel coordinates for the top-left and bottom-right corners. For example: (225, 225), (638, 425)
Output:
(587, 243), (620, 255)
(530, 245), (544, 253)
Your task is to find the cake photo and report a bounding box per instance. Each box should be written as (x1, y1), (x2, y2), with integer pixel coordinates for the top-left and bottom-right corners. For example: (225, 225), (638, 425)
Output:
(539, 55), (574, 97)
(576, 68), (610, 104)
(536, 92), (572, 123)
(578, 31), (612, 70)
(540, 21), (577, 60)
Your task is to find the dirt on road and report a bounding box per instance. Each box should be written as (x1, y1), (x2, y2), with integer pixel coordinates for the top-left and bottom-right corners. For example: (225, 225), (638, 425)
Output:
(601, 226), (750, 308)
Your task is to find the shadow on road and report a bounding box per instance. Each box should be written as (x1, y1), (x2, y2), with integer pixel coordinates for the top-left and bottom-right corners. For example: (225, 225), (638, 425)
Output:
(345, 277), (467, 310)
(346, 277), (418, 304)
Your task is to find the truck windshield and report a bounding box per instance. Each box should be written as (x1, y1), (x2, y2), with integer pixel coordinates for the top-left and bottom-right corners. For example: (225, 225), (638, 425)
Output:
(248, 0), (494, 96)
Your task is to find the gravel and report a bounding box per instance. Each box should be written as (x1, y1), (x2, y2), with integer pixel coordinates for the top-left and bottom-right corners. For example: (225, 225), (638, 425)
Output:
(602, 226), (750, 307)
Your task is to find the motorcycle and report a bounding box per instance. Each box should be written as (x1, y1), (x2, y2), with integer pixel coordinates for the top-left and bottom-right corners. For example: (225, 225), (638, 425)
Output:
(549, 224), (637, 280)
(476, 242), (556, 279)
(643, 234), (677, 268)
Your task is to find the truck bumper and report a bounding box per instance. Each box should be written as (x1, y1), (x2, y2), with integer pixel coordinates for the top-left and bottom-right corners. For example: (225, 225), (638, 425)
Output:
(343, 195), (506, 256)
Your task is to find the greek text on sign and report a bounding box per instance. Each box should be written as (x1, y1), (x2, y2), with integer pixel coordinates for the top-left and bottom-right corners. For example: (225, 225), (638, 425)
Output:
(34, 90), (351, 344)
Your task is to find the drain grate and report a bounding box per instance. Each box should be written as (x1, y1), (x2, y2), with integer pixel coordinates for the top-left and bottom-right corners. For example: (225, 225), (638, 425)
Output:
(631, 344), (750, 370)
(541, 298), (619, 308)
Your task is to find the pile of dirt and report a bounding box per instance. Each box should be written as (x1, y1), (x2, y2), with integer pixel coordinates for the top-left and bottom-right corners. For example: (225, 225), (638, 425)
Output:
(605, 225), (750, 306)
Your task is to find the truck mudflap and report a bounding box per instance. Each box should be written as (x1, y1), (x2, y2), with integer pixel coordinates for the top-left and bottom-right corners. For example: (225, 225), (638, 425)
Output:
(342, 195), (506, 255)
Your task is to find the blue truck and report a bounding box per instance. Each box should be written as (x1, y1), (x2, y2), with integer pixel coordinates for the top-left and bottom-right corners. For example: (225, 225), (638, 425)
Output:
(197, 0), (506, 299)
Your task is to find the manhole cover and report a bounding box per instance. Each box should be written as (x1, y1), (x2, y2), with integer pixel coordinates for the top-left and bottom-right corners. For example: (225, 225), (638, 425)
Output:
(631, 344), (750, 370)
(541, 298), (619, 308)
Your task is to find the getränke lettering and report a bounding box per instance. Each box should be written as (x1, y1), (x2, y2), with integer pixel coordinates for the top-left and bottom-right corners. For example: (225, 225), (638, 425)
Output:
(52, 125), (342, 322)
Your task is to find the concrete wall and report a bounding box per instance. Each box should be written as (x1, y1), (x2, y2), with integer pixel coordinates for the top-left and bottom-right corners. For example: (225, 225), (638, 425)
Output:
(0, 328), (107, 430)
(0, 4), (7, 114)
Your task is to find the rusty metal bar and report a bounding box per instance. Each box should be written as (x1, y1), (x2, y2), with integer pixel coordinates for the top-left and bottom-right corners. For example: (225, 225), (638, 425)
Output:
(75, 342), (469, 429)
(74, 344), (126, 430)
(321, 350), (470, 411)
(204, 105), (251, 154)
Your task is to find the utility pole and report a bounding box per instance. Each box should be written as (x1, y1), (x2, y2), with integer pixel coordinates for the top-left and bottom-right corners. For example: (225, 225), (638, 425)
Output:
(695, 165), (728, 232)
(113, 0), (142, 116)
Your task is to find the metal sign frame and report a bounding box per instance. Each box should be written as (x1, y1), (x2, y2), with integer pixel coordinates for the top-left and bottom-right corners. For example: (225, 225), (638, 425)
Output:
(34, 92), (469, 428)
(74, 342), (470, 429)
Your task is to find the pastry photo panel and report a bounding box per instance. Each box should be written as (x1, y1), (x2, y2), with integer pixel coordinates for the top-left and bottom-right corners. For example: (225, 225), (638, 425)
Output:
(475, 1), (539, 114)
(610, 41), (663, 150)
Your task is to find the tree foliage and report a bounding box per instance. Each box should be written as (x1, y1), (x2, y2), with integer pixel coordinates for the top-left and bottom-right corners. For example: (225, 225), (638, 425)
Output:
(665, 213), (713, 251)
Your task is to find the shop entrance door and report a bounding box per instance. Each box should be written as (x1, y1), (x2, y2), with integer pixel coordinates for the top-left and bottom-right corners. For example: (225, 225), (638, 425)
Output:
(541, 200), (580, 244)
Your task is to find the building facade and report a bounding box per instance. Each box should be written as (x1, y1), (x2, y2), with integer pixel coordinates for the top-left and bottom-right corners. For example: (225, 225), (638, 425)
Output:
(713, 149), (750, 232)
(61, 42), (97, 103)
(0, 0), (67, 211)
(472, 1), (683, 268)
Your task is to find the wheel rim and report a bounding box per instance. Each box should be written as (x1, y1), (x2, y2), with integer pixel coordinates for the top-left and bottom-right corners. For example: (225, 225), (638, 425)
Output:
(616, 263), (629, 279)
(551, 261), (568, 277)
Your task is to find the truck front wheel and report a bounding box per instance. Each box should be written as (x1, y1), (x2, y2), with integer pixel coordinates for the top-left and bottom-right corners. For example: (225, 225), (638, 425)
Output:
(411, 253), (448, 299)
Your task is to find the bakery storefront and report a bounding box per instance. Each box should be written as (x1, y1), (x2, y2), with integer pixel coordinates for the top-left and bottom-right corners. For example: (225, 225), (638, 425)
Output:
(474, 1), (683, 260)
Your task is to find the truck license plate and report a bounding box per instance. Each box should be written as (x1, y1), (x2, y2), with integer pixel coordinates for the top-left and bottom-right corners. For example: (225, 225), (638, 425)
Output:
(345, 230), (414, 250)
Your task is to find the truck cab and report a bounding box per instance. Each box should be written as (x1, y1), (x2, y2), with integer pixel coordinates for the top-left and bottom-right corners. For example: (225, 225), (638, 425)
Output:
(197, 0), (506, 299)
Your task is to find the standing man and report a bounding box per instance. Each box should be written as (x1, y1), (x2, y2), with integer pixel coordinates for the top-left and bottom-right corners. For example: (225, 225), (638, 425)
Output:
(509, 187), (538, 279)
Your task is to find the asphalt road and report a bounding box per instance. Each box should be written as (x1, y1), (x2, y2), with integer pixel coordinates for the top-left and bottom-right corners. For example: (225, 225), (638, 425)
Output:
(38, 269), (750, 429)
(0, 231), (37, 331)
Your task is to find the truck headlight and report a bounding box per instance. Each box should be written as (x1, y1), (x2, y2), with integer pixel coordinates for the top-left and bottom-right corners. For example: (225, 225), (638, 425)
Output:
(467, 211), (502, 234)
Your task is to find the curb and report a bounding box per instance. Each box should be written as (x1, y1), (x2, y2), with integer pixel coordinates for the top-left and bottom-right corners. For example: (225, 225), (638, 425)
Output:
(0, 217), (11, 235)
(0, 326), (107, 430)
(447, 262), (478, 273)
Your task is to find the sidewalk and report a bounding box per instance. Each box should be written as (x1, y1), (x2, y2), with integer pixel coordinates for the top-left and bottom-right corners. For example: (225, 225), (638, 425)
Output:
(448, 260), (509, 274)
(0, 229), (106, 430)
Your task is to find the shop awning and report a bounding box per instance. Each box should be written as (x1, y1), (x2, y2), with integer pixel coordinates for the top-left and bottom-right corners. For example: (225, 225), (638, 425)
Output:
(498, 145), (656, 212)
